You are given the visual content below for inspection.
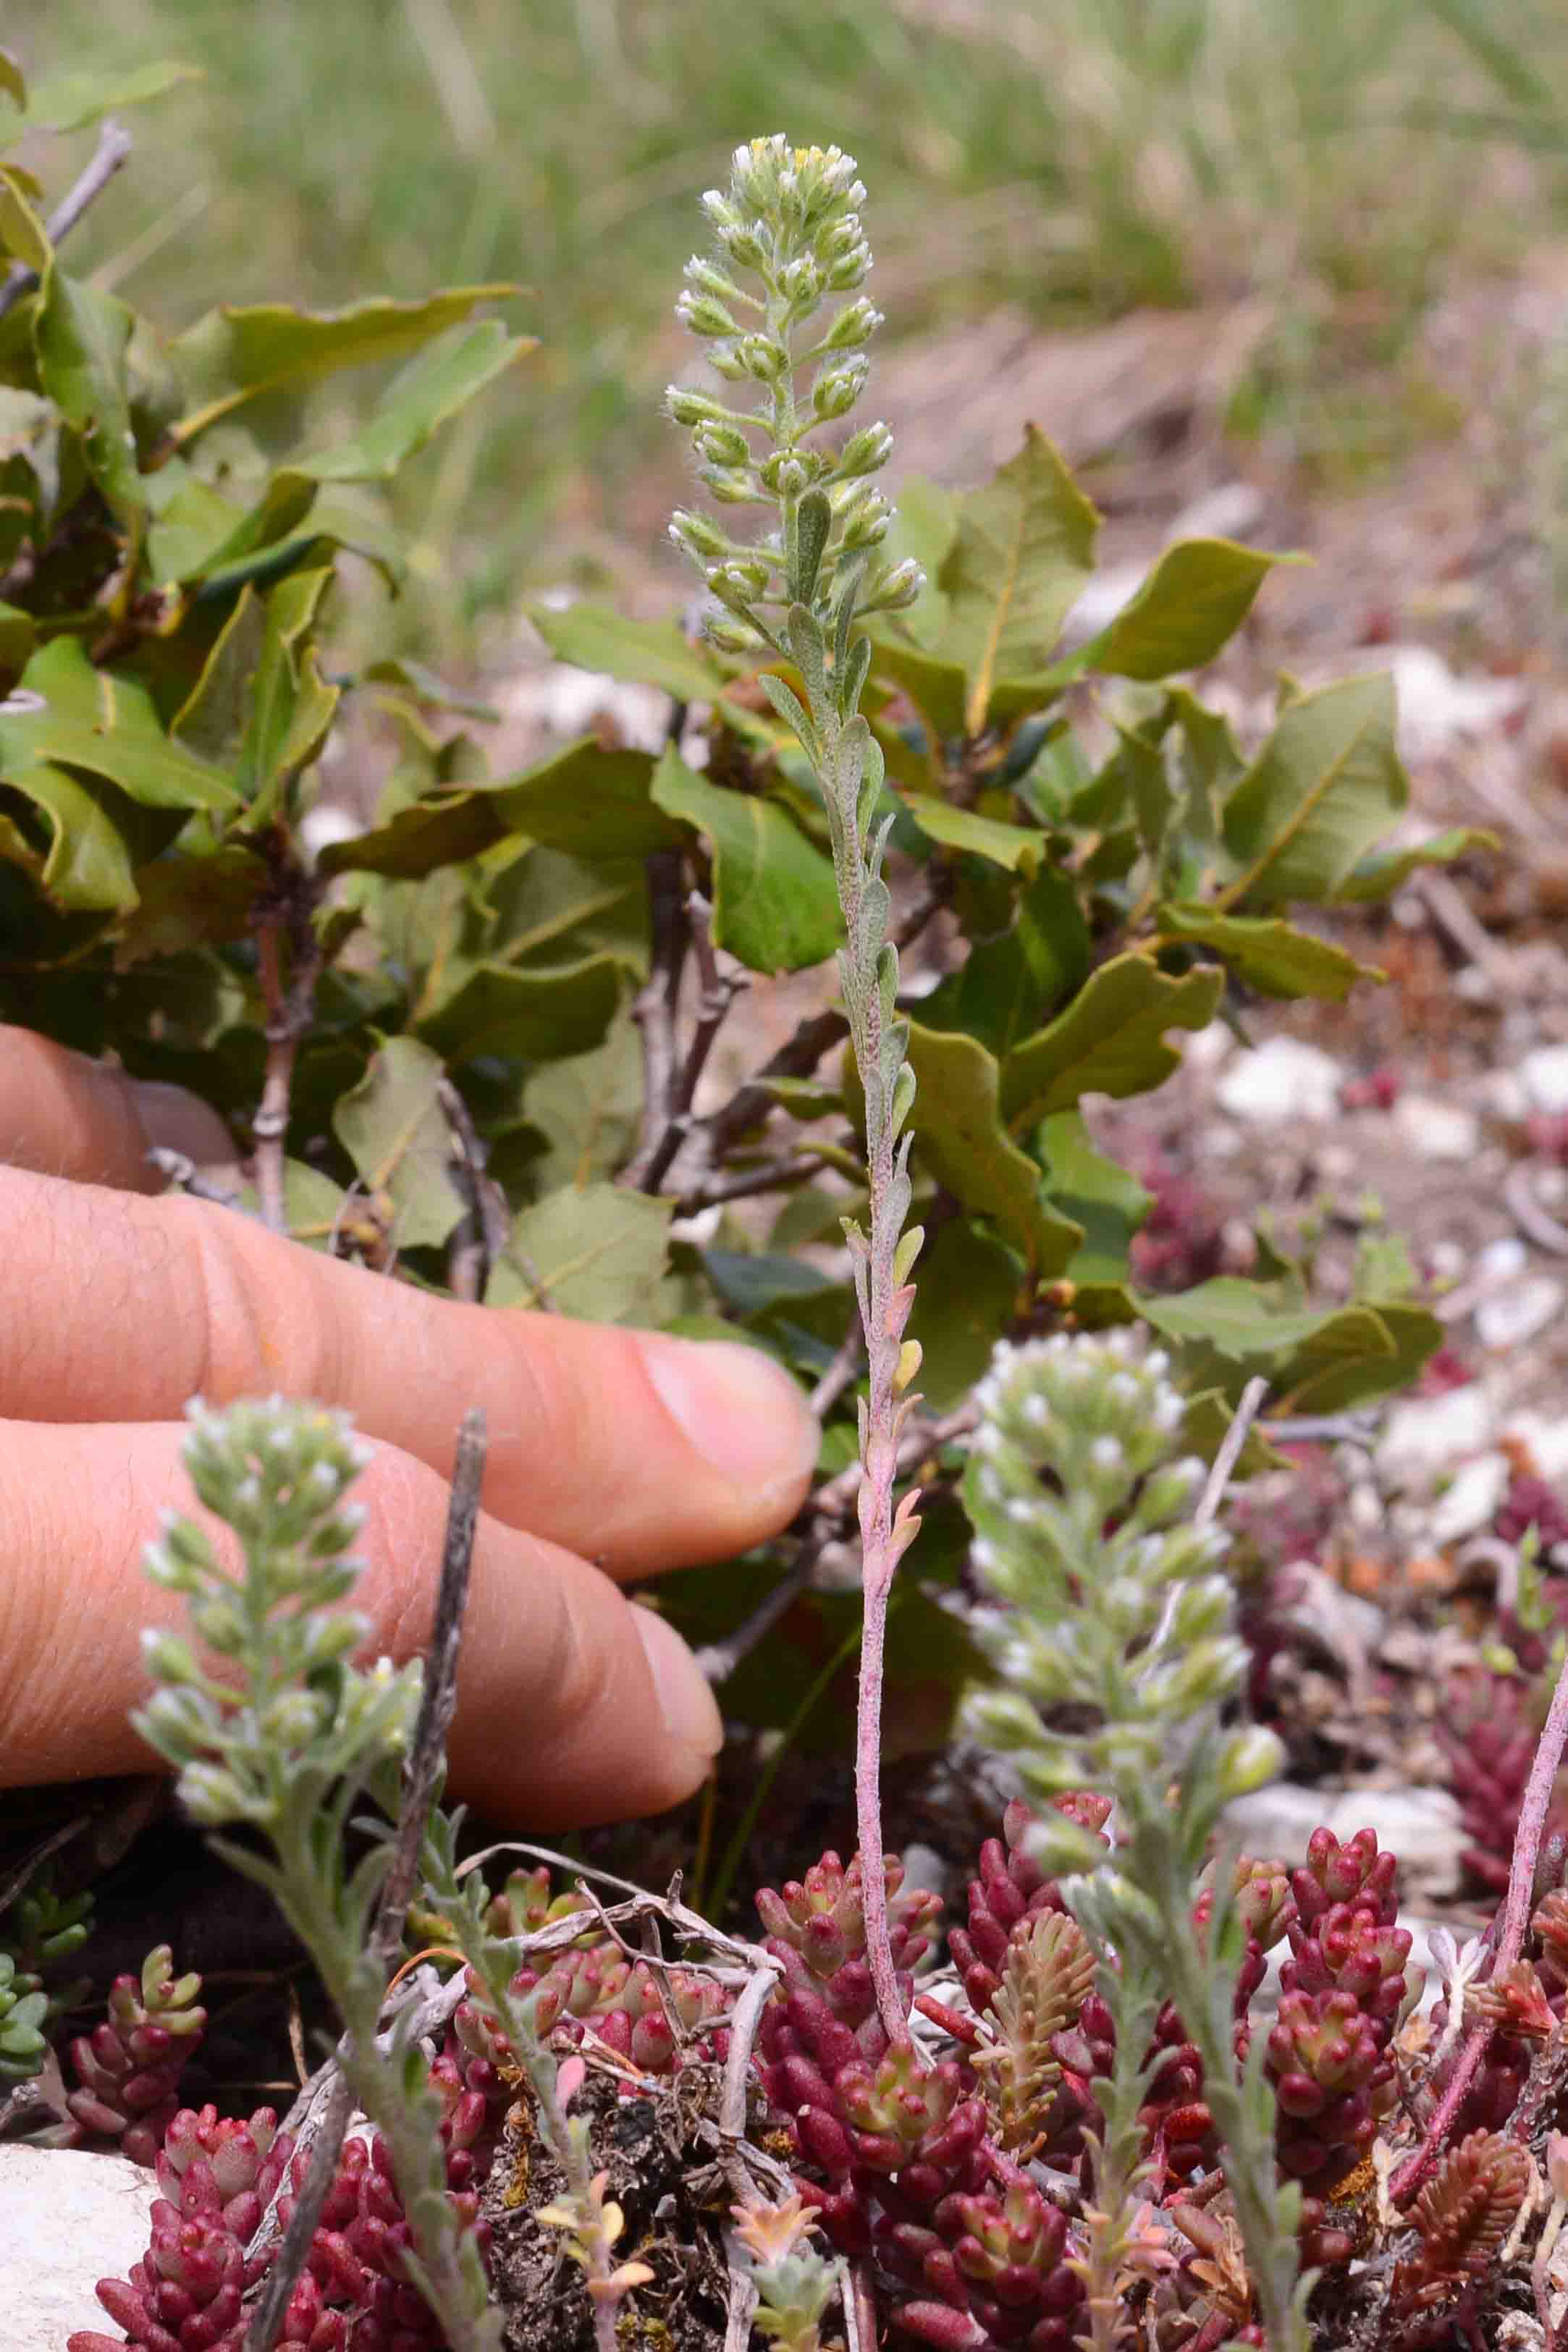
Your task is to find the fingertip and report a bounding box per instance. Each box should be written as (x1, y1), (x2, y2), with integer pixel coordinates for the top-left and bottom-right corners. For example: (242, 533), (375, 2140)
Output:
(634, 1333), (819, 1522)
(631, 1602), (723, 1775)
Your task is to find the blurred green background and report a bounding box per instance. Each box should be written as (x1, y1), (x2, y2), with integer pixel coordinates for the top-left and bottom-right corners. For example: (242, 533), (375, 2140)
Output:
(9, 0), (1568, 654)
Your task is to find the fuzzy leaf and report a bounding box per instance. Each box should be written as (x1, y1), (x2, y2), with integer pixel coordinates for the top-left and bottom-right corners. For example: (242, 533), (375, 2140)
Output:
(902, 1020), (1083, 1273)
(17, 59), (201, 132)
(332, 1037), (468, 1252)
(487, 1181), (673, 1321)
(901, 796), (1048, 873)
(167, 285), (520, 447)
(1077, 539), (1283, 681)
(650, 745), (840, 972)
(1000, 953), (1223, 1129)
(1220, 673), (1408, 908)
(235, 569), (338, 818)
(35, 266), (143, 520)
(936, 426), (1100, 734)
(0, 636), (239, 813)
(0, 165), (48, 269)
(1156, 904), (1380, 1000)
(530, 600), (731, 704)
(416, 951), (623, 1066)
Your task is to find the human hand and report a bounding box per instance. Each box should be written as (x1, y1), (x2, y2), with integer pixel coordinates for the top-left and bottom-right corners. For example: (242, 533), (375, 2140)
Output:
(0, 1029), (819, 1825)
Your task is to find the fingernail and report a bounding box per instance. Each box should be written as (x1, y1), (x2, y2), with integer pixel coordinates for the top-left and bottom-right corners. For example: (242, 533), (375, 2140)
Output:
(637, 1336), (819, 1508)
(632, 1605), (723, 1762)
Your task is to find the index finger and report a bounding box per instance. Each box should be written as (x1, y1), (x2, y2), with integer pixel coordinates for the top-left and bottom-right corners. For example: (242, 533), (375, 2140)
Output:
(0, 1164), (819, 1576)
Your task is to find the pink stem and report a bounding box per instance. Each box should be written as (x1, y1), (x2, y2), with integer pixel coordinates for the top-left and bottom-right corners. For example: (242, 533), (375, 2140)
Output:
(1391, 1636), (1568, 2206)
(856, 1515), (906, 2049)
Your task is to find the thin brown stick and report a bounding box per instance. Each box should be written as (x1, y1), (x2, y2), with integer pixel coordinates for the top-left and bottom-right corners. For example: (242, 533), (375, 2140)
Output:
(694, 1403), (974, 1685)
(1195, 1375), (1270, 1528)
(808, 1318), (865, 1420)
(704, 1006), (850, 1158)
(674, 1151), (832, 1215)
(437, 1078), (509, 1302)
(0, 119), (133, 319)
(634, 890), (749, 1195)
(374, 1407), (486, 1966)
(244, 2072), (353, 2352)
(701, 874), (945, 1165)
(250, 846), (321, 1234)
(624, 847), (689, 1188)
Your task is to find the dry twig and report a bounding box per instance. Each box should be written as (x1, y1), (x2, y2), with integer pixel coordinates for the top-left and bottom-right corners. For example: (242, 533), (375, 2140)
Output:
(0, 119), (133, 319)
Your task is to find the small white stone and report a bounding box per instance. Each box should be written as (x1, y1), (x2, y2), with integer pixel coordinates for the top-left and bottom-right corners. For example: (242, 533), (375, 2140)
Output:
(1215, 1036), (1343, 1124)
(1393, 1095), (1480, 1162)
(1381, 642), (1530, 762)
(0, 2144), (158, 2347)
(1322, 1790), (1464, 1897)
(1428, 1451), (1512, 1543)
(1346, 1480), (1384, 1532)
(1504, 1412), (1568, 1483)
(1476, 1275), (1563, 1352)
(1475, 1067), (1530, 1121)
(1379, 1383), (1497, 1482)
(1519, 1045), (1568, 1116)
(1427, 1239), (1467, 1284)
(1477, 1235), (1528, 1284)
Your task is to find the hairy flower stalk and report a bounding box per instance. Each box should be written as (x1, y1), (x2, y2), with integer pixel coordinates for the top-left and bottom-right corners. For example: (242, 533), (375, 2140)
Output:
(964, 1334), (1308, 2352)
(668, 137), (924, 2046)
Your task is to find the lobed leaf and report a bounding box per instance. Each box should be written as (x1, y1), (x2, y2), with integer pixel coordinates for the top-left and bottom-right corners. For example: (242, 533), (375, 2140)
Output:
(1000, 953), (1223, 1130)
(901, 1020), (1083, 1273)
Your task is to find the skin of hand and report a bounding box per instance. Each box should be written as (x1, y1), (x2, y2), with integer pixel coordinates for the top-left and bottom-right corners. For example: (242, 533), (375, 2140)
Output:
(0, 1027), (821, 1827)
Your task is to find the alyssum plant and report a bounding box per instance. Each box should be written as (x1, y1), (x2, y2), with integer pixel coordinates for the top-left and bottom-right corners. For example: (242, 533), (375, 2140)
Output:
(30, 125), (1568, 2352)
(662, 147), (1291, 2348)
(666, 134), (929, 2045)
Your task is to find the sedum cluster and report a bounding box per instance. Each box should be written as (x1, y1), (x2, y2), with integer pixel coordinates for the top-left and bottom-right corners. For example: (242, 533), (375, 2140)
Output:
(963, 1332), (1307, 2352)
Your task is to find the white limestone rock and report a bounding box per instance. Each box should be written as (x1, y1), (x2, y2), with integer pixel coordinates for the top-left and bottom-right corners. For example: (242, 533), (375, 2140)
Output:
(1215, 1037), (1343, 1124)
(0, 2143), (156, 2349)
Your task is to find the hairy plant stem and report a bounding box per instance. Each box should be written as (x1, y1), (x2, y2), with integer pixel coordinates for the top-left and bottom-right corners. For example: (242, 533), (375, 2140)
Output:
(264, 1828), (500, 2352)
(1118, 1786), (1302, 2352)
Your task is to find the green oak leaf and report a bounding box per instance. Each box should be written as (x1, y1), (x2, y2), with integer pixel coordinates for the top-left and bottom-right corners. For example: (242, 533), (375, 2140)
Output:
(487, 1180), (673, 1322)
(332, 1036), (468, 1252)
(1000, 953), (1223, 1130)
(650, 745), (841, 972)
